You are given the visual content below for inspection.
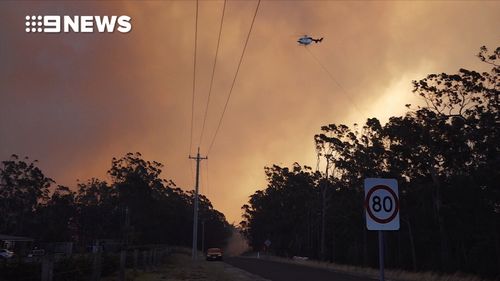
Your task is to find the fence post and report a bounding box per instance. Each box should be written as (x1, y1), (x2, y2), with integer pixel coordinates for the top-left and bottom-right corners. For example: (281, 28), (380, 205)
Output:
(133, 249), (139, 270)
(142, 250), (147, 271)
(41, 254), (54, 281)
(119, 249), (126, 281)
(153, 248), (157, 266)
(90, 247), (102, 281)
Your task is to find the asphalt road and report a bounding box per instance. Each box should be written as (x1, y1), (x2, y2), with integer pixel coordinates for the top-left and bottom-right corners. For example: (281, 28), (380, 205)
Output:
(224, 257), (376, 281)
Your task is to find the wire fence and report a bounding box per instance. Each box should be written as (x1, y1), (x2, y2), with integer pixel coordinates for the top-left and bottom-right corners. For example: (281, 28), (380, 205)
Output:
(0, 245), (171, 281)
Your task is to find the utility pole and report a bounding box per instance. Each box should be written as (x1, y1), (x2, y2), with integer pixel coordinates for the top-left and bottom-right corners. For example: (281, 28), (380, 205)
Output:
(189, 147), (207, 260)
(201, 220), (205, 254)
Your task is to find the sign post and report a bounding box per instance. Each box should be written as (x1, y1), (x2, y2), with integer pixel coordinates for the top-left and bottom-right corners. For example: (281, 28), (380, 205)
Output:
(378, 231), (384, 281)
(264, 239), (271, 257)
(364, 178), (399, 281)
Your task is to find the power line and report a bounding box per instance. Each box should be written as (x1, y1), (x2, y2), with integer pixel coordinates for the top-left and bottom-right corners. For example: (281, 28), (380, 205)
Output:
(189, 158), (195, 187)
(199, 0), (227, 148)
(205, 160), (210, 197)
(304, 46), (366, 117)
(189, 0), (199, 156)
(207, 0), (261, 155)
(201, 159), (209, 197)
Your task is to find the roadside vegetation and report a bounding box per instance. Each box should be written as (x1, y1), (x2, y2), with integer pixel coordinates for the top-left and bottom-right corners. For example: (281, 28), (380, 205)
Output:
(263, 255), (491, 281)
(240, 46), (499, 278)
(132, 249), (267, 281)
(0, 152), (231, 251)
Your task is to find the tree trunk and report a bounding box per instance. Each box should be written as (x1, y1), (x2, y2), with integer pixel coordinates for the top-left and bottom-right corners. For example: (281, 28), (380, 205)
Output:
(405, 218), (417, 271)
(429, 165), (449, 271)
(331, 230), (335, 262)
(320, 159), (330, 260)
(496, 220), (500, 275)
(320, 186), (327, 260)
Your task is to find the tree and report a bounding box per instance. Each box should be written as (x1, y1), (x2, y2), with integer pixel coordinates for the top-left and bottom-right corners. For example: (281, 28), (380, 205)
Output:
(241, 164), (320, 257)
(241, 46), (499, 277)
(103, 152), (232, 247)
(35, 185), (76, 242)
(0, 155), (53, 235)
(75, 178), (121, 245)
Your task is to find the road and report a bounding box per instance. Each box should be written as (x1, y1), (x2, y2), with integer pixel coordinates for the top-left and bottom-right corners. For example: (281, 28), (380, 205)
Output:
(224, 257), (377, 281)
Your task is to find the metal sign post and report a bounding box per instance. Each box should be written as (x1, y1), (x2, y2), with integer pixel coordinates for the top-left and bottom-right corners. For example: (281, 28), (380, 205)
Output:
(378, 230), (384, 281)
(364, 178), (399, 281)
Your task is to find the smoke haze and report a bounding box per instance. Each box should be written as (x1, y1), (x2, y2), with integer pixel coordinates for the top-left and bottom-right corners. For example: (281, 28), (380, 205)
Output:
(0, 1), (498, 222)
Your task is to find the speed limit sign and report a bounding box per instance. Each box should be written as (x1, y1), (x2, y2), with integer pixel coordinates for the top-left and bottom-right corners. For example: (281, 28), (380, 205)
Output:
(364, 178), (400, 230)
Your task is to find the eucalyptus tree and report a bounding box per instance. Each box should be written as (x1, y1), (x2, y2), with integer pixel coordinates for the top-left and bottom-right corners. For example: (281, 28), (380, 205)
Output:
(0, 155), (53, 235)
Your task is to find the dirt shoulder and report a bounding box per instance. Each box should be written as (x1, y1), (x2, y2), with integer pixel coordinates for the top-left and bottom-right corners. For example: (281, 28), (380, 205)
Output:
(245, 254), (488, 281)
(131, 253), (269, 281)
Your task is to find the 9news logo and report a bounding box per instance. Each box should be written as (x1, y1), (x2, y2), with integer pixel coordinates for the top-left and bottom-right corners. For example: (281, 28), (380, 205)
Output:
(25, 15), (132, 33)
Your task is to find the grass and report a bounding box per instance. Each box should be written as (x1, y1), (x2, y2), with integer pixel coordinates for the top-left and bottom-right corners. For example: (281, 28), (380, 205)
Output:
(261, 255), (492, 281)
(129, 252), (267, 281)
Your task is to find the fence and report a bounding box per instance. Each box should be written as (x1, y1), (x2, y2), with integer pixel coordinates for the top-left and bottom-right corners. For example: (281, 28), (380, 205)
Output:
(0, 245), (171, 281)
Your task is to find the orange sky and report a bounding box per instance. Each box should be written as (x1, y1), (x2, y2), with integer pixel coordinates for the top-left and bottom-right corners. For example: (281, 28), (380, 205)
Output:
(0, 1), (499, 223)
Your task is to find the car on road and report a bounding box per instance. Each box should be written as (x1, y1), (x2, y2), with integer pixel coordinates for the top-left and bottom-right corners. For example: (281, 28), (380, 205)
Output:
(206, 247), (223, 261)
(0, 249), (14, 259)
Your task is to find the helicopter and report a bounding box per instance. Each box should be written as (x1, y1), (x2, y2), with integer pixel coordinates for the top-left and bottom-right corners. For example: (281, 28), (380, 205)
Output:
(297, 35), (323, 46)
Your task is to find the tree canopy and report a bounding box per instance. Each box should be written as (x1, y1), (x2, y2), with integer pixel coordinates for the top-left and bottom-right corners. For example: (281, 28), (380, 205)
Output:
(240, 46), (499, 277)
(0, 152), (231, 250)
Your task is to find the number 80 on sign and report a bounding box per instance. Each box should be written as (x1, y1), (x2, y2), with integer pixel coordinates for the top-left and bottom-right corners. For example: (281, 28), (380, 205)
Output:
(364, 178), (400, 231)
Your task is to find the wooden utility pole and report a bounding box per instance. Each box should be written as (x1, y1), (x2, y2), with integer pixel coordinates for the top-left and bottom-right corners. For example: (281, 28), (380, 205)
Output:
(189, 147), (207, 260)
(201, 220), (206, 254)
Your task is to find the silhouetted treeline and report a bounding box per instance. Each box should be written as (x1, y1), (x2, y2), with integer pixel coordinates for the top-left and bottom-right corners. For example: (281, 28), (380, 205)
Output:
(241, 46), (499, 277)
(0, 152), (231, 250)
